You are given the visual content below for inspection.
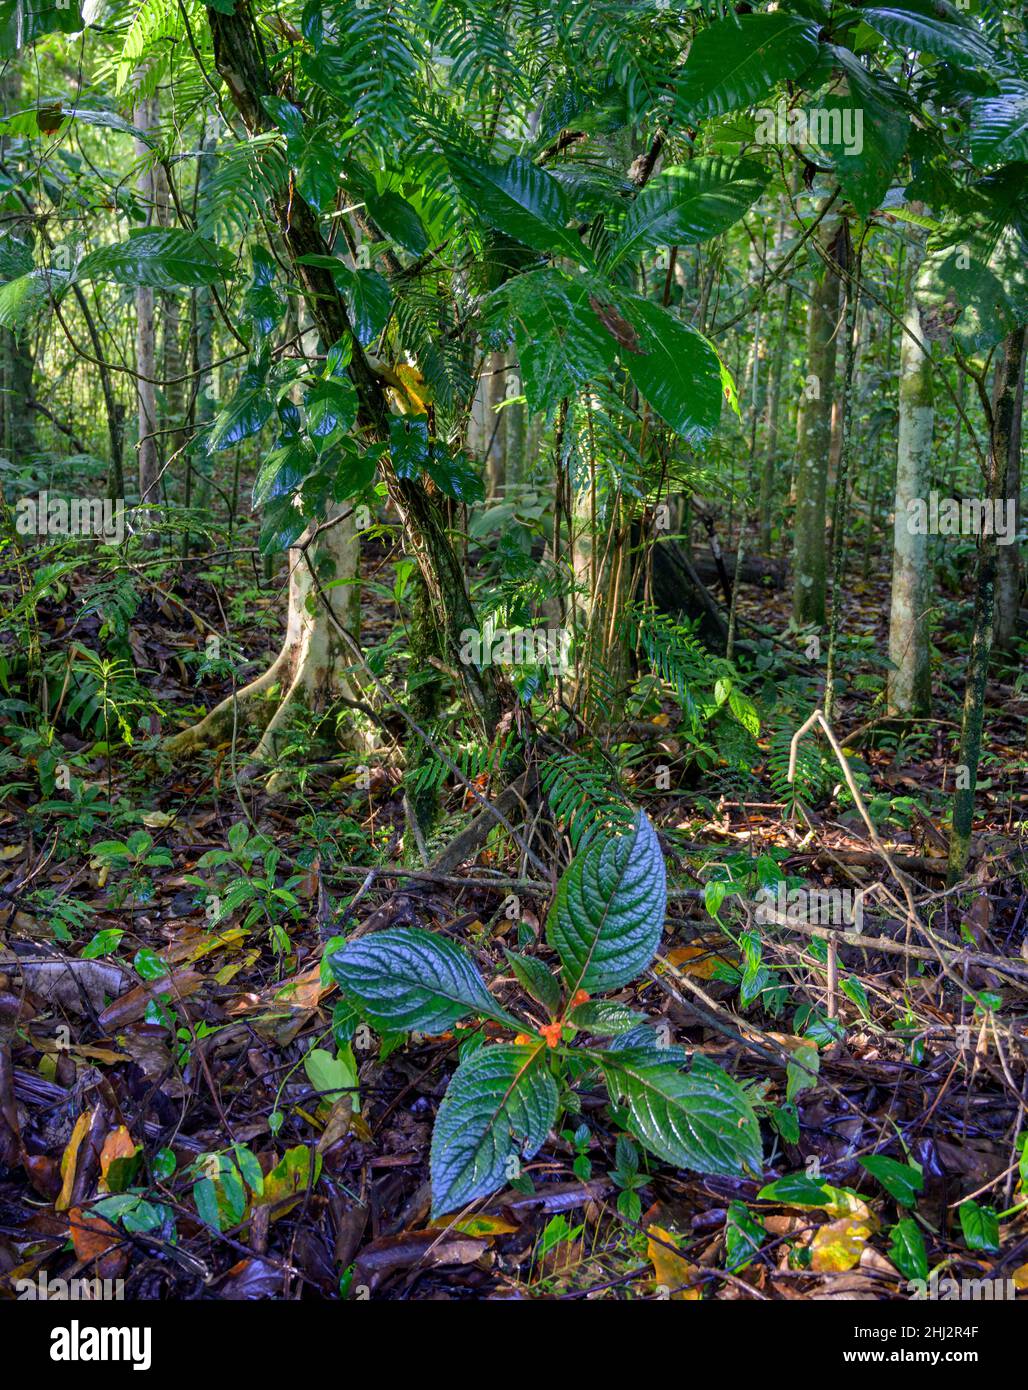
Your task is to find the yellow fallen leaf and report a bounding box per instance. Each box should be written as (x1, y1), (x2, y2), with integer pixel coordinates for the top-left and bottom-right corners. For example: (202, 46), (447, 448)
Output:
(141, 811), (174, 829)
(0, 843), (24, 861)
(57, 1109), (96, 1212)
(665, 944), (737, 980)
(1012, 1264), (1028, 1290)
(811, 1218), (871, 1273)
(647, 1224), (701, 1300)
(427, 1213), (518, 1239)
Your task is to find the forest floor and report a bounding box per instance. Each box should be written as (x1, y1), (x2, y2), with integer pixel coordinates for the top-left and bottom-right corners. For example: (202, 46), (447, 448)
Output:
(1, 532), (1027, 1300)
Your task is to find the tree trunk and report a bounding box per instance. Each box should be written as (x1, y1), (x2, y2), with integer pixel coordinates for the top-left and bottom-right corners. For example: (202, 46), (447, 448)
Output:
(167, 1), (512, 761)
(948, 330), (1022, 881)
(759, 279), (792, 551)
(792, 218), (842, 627)
(484, 350), (507, 501)
(887, 230), (933, 716)
(134, 97), (160, 532)
(994, 325), (1026, 648)
(166, 507), (361, 760)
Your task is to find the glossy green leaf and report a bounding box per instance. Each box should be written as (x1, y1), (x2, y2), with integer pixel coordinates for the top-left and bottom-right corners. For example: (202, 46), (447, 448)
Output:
(958, 1199), (999, 1253)
(79, 230), (231, 290)
(889, 1217), (928, 1282)
(971, 80), (1028, 167)
(430, 1043), (558, 1217)
(675, 14), (821, 122)
(610, 158), (769, 268)
(448, 152), (582, 259)
(569, 999), (647, 1034)
(859, 7), (995, 66)
(621, 297), (726, 443)
(329, 927), (519, 1034)
(546, 809), (666, 994)
(859, 1154), (923, 1206)
(599, 1051), (762, 1176)
(504, 950), (561, 1015)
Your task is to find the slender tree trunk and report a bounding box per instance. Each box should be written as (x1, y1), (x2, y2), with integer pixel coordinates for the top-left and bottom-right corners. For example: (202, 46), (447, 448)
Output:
(994, 326), (1026, 648)
(948, 332), (1022, 881)
(759, 280), (792, 551)
(134, 96), (160, 531)
(887, 232), (933, 716)
(824, 232), (860, 721)
(792, 218), (842, 627)
(484, 350), (507, 501)
(0, 71), (35, 465)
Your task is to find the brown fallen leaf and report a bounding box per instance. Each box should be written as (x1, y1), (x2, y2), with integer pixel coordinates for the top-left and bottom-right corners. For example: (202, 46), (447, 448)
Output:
(353, 1231), (490, 1295)
(68, 1205), (121, 1262)
(98, 967), (203, 1030)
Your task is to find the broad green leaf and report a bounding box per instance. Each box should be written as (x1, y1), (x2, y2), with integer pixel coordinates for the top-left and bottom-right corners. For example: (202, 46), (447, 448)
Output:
(971, 81), (1028, 167)
(296, 136), (340, 213)
(758, 1172), (835, 1206)
(424, 445), (483, 503)
(675, 14), (821, 122)
(859, 1154), (923, 1206)
(367, 189), (429, 255)
(305, 378), (358, 444)
(504, 950), (561, 1016)
(858, 7), (996, 66)
(0, 268), (69, 329)
(823, 47), (911, 218)
(599, 1051), (762, 1176)
(546, 809), (666, 994)
(329, 927), (519, 1033)
(241, 246), (284, 339)
(430, 1043), (557, 1217)
(621, 298), (726, 443)
(448, 152), (582, 259)
(610, 158), (769, 269)
(889, 1217), (928, 1282)
(304, 1045), (360, 1112)
(725, 1200), (765, 1271)
(79, 230), (232, 290)
(259, 495), (308, 555)
(497, 268), (617, 414)
(569, 999), (647, 1034)
(958, 1199), (999, 1253)
(0, 0), (82, 57)
(207, 366), (275, 453)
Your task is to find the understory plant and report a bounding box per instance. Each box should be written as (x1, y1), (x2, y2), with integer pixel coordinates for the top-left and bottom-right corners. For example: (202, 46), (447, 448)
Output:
(330, 811), (763, 1217)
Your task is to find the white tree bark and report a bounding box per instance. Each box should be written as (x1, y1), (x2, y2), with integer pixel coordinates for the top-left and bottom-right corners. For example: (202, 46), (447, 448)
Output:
(887, 230), (933, 716)
(166, 505), (363, 761)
